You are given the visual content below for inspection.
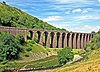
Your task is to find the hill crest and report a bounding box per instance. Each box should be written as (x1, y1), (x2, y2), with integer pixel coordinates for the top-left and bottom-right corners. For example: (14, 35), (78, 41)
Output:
(0, 2), (67, 32)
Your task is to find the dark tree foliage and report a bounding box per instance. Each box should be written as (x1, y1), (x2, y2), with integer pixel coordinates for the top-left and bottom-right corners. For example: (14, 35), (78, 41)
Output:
(2, 1), (6, 4)
(58, 47), (74, 65)
(91, 31), (95, 34)
(0, 32), (22, 61)
(97, 29), (100, 33)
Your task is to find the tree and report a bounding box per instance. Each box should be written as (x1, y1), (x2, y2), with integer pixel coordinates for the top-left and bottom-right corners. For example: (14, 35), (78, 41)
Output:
(91, 31), (95, 34)
(0, 32), (22, 61)
(3, 1), (6, 4)
(97, 29), (100, 33)
(58, 47), (74, 65)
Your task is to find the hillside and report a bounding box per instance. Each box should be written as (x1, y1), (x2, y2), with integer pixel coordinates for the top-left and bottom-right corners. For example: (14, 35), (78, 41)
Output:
(51, 49), (100, 72)
(0, 2), (66, 31)
(0, 31), (59, 71)
(50, 33), (100, 72)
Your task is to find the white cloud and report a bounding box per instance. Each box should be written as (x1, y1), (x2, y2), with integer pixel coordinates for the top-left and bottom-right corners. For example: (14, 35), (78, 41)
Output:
(81, 10), (88, 13)
(49, 21), (100, 33)
(42, 16), (62, 22)
(72, 8), (82, 13)
(21, 9), (29, 12)
(54, 0), (88, 4)
(72, 8), (91, 13)
(74, 15), (100, 21)
(65, 11), (70, 14)
(67, 25), (100, 33)
(98, 0), (100, 2)
(60, 25), (100, 33)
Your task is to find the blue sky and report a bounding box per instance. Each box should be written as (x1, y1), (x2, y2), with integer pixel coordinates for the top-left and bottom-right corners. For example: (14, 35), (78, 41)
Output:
(0, 0), (100, 33)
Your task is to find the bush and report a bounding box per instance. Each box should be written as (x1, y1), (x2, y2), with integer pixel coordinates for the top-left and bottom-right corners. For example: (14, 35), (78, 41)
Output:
(0, 32), (22, 62)
(26, 47), (32, 51)
(58, 47), (74, 65)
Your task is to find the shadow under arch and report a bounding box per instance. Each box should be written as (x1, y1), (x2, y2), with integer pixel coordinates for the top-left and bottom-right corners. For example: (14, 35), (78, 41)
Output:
(62, 32), (66, 48)
(27, 30), (33, 40)
(50, 32), (55, 48)
(35, 31), (41, 43)
(67, 33), (70, 47)
(76, 33), (79, 49)
(43, 31), (48, 46)
(72, 33), (75, 48)
(80, 33), (83, 49)
(86, 34), (88, 43)
(56, 32), (60, 48)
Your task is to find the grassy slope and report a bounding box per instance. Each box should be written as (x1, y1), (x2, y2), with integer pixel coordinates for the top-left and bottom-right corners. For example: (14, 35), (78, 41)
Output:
(0, 56), (58, 71)
(0, 2), (66, 31)
(19, 43), (48, 61)
(50, 49), (100, 72)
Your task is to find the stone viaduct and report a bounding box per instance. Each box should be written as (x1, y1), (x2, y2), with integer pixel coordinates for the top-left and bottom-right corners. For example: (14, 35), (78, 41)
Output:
(0, 26), (94, 49)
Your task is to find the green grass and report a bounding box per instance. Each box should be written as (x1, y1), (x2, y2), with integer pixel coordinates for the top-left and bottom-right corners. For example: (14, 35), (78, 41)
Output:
(32, 44), (47, 53)
(45, 47), (63, 53)
(24, 55), (59, 68)
(72, 49), (86, 55)
(0, 55), (58, 71)
(0, 2), (67, 31)
(50, 49), (100, 72)
(25, 40), (48, 53)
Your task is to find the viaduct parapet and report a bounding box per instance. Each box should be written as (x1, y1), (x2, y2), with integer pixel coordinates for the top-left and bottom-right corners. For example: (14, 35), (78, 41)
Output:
(0, 26), (94, 49)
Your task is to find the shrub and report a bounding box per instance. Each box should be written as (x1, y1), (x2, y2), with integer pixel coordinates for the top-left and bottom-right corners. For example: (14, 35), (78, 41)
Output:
(57, 47), (74, 65)
(26, 47), (32, 52)
(0, 32), (22, 61)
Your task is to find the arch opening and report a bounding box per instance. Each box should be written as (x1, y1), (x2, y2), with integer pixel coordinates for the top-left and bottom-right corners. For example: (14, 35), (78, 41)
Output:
(34, 31), (41, 43)
(67, 33), (70, 47)
(27, 30), (33, 40)
(57, 32), (60, 48)
(76, 34), (78, 49)
(80, 34), (82, 49)
(50, 32), (55, 48)
(43, 31), (48, 46)
(83, 34), (85, 48)
(62, 33), (66, 48)
(72, 33), (75, 48)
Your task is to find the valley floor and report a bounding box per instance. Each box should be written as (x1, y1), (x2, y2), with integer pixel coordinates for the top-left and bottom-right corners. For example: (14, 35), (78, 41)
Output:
(49, 49), (100, 72)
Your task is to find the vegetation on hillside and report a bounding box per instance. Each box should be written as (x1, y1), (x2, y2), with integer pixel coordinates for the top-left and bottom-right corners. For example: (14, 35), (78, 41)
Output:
(58, 47), (74, 65)
(0, 32), (22, 63)
(51, 49), (100, 72)
(0, 2), (67, 31)
(51, 33), (100, 72)
(85, 33), (100, 51)
(0, 31), (60, 71)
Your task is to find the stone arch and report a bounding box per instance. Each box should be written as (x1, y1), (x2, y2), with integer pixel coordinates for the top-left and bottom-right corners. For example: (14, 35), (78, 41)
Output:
(43, 31), (48, 46)
(50, 32), (55, 48)
(86, 34), (89, 43)
(76, 33), (79, 49)
(72, 33), (75, 48)
(56, 32), (60, 48)
(67, 33), (70, 47)
(89, 34), (91, 41)
(27, 30), (33, 40)
(62, 32), (66, 48)
(91, 34), (94, 38)
(36, 31), (41, 43)
(80, 33), (82, 49)
(83, 34), (85, 49)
